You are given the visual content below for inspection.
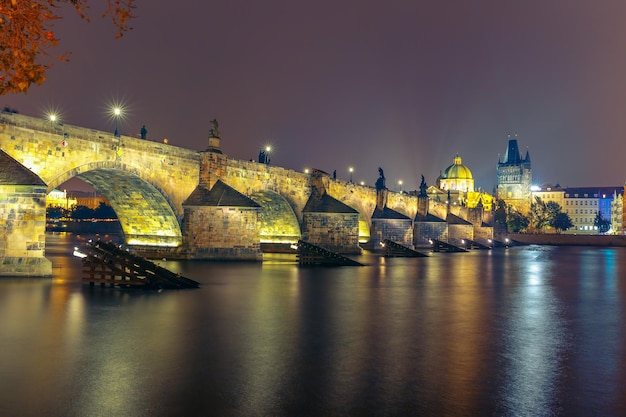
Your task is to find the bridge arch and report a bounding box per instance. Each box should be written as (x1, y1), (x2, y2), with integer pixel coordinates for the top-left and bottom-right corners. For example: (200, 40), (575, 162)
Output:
(249, 190), (301, 243)
(51, 162), (183, 247)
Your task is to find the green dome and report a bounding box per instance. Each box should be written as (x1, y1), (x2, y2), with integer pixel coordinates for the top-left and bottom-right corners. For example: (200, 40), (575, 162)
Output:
(441, 154), (473, 180)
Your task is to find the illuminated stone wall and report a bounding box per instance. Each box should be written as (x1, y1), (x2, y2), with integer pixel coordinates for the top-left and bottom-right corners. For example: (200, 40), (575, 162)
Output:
(474, 226), (494, 243)
(0, 184), (51, 276)
(414, 221), (448, 247)
(182, 206), (261, 260)
(250, 191), (301, 243)
(448, 224), (474, 246)
(301, 212), (361, 254)
(370, 218), (414, 249)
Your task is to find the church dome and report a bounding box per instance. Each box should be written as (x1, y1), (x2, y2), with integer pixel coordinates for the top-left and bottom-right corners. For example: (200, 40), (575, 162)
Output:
(437, 154), (475, 193)
(441, 154), (473, 180)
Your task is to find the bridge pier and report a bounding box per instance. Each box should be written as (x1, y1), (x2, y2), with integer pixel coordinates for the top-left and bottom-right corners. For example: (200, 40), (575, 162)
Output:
(0, 151), (52, 276)
(300, 173), (361, 254)
(180, 147), (263, 261)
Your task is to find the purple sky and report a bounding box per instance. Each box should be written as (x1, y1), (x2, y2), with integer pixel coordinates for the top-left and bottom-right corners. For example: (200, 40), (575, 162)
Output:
(5, 1), (626, 192)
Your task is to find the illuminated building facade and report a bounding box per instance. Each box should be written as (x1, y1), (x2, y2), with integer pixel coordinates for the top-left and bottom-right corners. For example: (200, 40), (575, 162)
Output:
(610, 187), (624, 234)
(46, 189), (77, 210)
(530, 184), (565, 208)
(563, 186), (621, 233)
(497, 137), (532, 213)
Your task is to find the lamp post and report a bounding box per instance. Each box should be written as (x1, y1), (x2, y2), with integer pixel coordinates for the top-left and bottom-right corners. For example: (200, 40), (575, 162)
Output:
(265, 146), (271, 165)
(349, 167), (354, 183)
(398, 180), (403, 193)
(112, 106), (123, 160)
(113, 107), (121, 137)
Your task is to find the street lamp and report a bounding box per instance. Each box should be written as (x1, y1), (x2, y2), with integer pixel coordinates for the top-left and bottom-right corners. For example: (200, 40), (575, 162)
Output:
(265, 145), (271, 165)
(398, 180), (403, 193)
(113, 107), (121, 137)
(349, 167), (354, 183)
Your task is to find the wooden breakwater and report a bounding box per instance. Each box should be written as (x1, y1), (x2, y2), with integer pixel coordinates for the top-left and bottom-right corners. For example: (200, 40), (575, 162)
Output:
(296, 240), (363, 266)
(509, 233), (626, 247)
(382, 239), (428, 257)
(79, 240), (200, 289)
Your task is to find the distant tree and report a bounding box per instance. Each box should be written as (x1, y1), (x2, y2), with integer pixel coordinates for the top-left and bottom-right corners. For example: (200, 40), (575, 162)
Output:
(494, 199), (507, 227)
(70, 204), (94, 220)
(93, 201), (117, 219)
(1, 0), (136, 94)
(593, 211), (611, 234)
(529, 197), (550, 231)
(507, 209), (529, 233)
(46, 206), (67, 219)
(552, 212), (574, 233)
(530, 197), (569, 233)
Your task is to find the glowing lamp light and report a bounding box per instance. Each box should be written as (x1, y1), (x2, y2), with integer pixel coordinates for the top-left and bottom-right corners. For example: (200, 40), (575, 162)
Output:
(530, 185), (541, 192)
(112, 106), (123, 137)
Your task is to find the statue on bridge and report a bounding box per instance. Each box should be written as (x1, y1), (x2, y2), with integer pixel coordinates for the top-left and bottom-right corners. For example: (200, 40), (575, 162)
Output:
(375, 167), (386, 191)
(208, 119), (220, 139)
(419, 175), (428, 197)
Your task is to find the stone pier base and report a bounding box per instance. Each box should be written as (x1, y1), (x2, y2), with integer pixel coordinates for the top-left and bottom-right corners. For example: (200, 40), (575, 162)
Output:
(0, 257), (52, 277)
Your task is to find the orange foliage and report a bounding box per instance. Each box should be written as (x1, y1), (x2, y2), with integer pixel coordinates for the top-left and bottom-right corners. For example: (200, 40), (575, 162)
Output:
(0, 0), (135, 95)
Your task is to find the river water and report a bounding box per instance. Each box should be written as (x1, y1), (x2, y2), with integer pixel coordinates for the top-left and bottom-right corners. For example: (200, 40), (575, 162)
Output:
(1, 233), (625, 417)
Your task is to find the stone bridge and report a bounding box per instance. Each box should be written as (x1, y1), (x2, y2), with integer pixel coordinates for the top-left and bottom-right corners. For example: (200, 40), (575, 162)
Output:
(0, 112), (491, 276)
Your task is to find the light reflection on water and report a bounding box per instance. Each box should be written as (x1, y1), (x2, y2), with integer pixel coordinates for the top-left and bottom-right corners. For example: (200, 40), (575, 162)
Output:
(0, 235), (625, 416)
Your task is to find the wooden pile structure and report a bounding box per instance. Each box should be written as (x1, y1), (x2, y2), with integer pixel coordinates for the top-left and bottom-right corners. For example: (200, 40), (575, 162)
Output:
(431, 239), (468, 253)
(382, 239), (428, 257)
(460, 239), (491, 250)
(80, 240), (200, 289)
(296, 240), (363, 266)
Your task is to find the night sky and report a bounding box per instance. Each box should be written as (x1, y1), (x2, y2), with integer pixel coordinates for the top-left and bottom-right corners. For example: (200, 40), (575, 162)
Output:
(5, 1), (626, 192)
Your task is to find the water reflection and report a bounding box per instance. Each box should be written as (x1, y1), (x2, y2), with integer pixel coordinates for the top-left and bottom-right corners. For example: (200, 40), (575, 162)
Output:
(1, 236), (626, 416)
(496, 247), (569, 415)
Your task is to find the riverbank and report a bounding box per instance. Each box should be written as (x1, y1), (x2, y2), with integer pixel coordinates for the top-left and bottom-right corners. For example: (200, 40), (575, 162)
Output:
(509, 233), (626, 247)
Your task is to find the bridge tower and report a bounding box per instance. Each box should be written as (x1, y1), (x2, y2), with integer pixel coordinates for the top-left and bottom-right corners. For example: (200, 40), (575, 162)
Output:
(497, 136), (532, 213)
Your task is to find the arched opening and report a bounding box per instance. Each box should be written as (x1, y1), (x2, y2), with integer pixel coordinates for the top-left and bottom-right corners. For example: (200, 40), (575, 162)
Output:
(47, 168), (182, 247)
(249, 190), (301, 244)
(46, 177), (122, 235)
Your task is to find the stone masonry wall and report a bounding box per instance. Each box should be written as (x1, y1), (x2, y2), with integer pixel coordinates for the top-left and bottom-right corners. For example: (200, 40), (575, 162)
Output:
(370, 218), (414, 248)
(414, 223), (448, 247)
(301, 212), (361, 254)
(0, 185), (51, 275)
(448, 224), (474, 246)
(182, 206), (262, 260)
